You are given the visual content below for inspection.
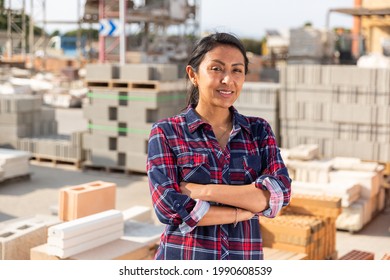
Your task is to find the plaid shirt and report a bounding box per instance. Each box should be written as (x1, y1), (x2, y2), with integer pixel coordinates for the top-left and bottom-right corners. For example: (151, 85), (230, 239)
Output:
(147, 105), (291, 260)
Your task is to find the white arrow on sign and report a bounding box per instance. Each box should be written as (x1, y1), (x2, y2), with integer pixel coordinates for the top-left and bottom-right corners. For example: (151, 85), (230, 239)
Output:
(99, 19), (121, 37)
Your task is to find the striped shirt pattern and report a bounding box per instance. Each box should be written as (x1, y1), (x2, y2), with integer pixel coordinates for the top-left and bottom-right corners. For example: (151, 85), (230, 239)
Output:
(147, 106), (291, 260)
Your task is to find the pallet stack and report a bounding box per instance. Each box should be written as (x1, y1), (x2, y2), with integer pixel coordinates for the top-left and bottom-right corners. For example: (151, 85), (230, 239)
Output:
(280, 65), (390, 163)
(235, 82), (280, 143)
(15, 131), (85, 168)
(83, 63), (187, 173)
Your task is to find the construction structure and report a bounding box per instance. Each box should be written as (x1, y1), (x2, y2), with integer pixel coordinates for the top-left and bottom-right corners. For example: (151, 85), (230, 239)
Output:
(328, 0), (390, 60)
(1, 0), (200, 66)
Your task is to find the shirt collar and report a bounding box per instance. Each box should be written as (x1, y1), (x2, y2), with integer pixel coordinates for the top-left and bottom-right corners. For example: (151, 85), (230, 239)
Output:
(184, 105), (251, 134)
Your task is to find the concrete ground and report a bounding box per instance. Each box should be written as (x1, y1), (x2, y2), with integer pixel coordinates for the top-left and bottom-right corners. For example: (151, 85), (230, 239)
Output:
(1, 107), (389, 260)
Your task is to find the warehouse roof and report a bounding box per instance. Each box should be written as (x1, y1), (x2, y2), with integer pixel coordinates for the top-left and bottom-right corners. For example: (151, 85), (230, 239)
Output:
(329, 7), (390, 17)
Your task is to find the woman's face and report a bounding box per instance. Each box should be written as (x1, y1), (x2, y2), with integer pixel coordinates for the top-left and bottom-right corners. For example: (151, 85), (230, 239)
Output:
(191, 44), (246, 111)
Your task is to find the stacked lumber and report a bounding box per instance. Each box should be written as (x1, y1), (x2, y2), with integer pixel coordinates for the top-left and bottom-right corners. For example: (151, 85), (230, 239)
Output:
(0, 148), (31, 183)
(339, 250), (375, 260)
(46, 209), (123, 259)
(58, 181), (116, 221)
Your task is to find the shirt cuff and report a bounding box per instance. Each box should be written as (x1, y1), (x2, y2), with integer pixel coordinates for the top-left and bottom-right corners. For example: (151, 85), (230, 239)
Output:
(256, 177), (284, 218)
(179, 199), (210, 234)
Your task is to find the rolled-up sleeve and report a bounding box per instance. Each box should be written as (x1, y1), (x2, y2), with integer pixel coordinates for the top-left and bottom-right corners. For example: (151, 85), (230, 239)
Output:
(147, 124), (209, 233)
(254, 121), (291, 218)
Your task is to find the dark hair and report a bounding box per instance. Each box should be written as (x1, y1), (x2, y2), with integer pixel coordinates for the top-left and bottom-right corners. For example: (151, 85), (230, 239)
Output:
(185, 32), (249, 107)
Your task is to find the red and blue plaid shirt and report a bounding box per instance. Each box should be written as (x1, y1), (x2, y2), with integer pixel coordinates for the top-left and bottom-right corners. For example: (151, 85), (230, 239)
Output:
(147, 105), (291, 260)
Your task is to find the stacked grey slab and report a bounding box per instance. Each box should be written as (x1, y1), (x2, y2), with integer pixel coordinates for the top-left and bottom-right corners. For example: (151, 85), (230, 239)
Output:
(279, 64), (390, 162)
(0, 94), (57, 147)
(83, 63), (187, 173)
(234, 82), (280, 144)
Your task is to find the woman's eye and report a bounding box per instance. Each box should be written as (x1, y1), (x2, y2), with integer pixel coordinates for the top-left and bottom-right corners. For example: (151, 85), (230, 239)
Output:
(211, 66), (221, 71)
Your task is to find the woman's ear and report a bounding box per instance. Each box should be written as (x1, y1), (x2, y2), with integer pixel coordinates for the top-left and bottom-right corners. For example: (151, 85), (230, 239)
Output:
(186, 65), (197, 87)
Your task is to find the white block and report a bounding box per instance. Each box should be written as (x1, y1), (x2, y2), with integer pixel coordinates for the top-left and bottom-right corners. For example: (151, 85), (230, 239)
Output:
(48, 209), (122, 239)
(47, 230), (123, 258)
(47, 222), (123, 249)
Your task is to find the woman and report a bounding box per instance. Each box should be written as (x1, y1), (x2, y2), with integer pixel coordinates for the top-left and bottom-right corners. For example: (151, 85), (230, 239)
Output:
(147, 32), (291, 260)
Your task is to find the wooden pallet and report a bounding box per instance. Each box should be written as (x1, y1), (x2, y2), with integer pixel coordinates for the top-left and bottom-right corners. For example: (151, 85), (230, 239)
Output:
(81, 163), (143, 176)
(30, 155), (82, 169)
(86, 79), (186, 92)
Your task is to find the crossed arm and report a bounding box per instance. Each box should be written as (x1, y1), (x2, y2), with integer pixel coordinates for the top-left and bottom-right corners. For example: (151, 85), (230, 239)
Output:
(180, 182), (271, 226)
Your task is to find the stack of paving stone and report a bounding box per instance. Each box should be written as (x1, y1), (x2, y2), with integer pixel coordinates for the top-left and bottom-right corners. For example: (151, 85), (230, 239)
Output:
(0, 148), (31, 182)
(83, 63), (187, 173)
(279, 64), (390, 163)
(0, 94), (56, 147)
(234, 82), (280, 143)
(281, 144), (386, 232)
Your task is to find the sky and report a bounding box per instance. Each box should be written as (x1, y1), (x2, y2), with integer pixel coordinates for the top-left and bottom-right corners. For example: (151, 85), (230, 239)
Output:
(14, 0), (355, 40)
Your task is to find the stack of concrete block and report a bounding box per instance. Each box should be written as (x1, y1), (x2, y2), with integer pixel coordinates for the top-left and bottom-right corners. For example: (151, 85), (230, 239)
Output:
(0, 148), (31, 182)
(0, 94), (57, 147)
(83, 63), (187, 173)
(15, 131), (85, 167)
(282, 144), (386, 232)
(0, 215), (60, 260)
(288, 27), (335, 64)
(234, 82), (280, 143)
(47, 209), (124, 259)
(58, 181), (116, 221)
(280, 65), (390, 163)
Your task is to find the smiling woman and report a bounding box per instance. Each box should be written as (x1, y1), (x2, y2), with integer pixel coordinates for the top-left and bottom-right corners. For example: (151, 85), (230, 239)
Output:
(146, 32), (291, 260)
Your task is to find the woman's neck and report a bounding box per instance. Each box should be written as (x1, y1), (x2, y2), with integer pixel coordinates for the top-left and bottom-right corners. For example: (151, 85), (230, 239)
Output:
(195, 105), (232, 128)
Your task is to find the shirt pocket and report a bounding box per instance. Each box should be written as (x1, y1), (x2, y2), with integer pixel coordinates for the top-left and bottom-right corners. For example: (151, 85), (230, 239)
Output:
(230, 155), (262, 184)
(177, 152), (211, 184)
(243, 155), (262, 183)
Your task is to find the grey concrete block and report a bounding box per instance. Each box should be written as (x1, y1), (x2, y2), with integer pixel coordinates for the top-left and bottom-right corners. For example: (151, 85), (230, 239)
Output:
(86, 63), (120, 80)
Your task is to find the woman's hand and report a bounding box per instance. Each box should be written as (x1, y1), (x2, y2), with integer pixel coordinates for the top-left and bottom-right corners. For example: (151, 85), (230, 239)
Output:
(179, 182), (204, 199)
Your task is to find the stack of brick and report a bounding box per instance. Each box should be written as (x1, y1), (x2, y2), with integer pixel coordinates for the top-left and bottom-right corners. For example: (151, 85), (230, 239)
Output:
(234, 82), (280, 143)
(339, 250), (375, 260)
(83, 63), (187, 173)
(260, 213), (331, 260)
(0, 148), (31, 182)
(281, 144), (386, 232)
(280, 194), (342, 259)
(0, 94), (57, 147)
(280, 65), (390, 163)
(46, 209), (124, 258)
(58, 180), (116, 221)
